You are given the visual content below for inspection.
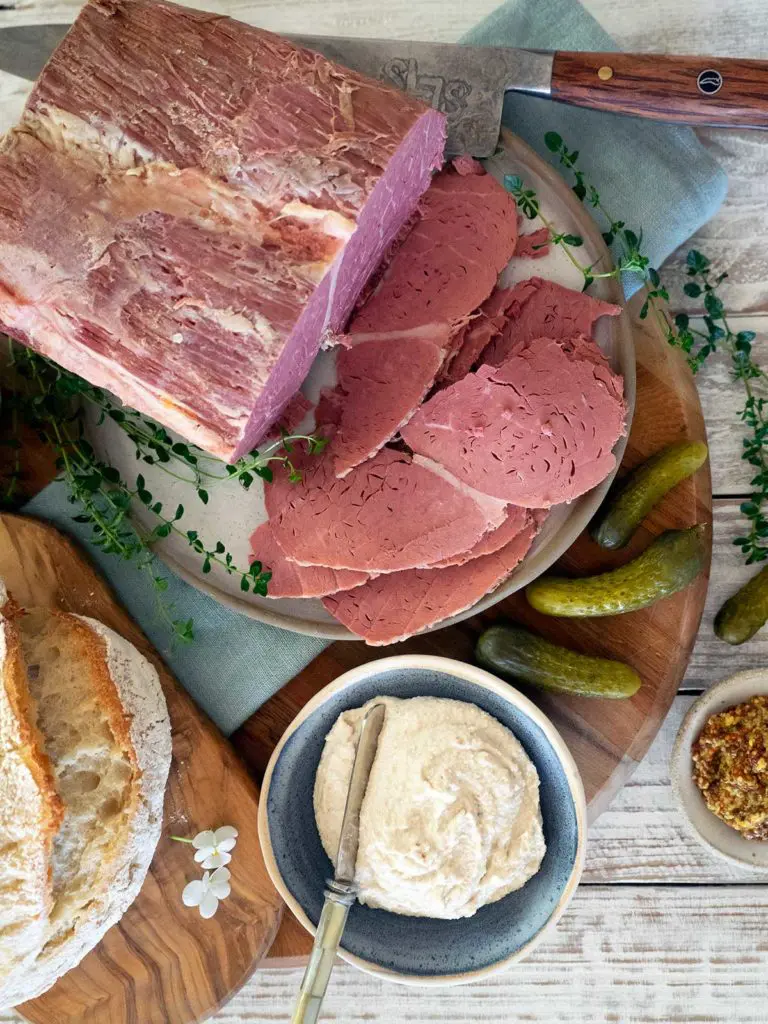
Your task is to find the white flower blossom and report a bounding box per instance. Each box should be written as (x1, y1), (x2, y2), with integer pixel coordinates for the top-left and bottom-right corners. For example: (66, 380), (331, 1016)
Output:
(192, 826), (239, 869)
(182, 867), (231, 919)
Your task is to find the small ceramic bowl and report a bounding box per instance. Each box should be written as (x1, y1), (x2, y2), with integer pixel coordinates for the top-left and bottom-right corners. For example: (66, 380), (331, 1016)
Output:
(671, 669), (768, 871)
(257, 655), (587, 986)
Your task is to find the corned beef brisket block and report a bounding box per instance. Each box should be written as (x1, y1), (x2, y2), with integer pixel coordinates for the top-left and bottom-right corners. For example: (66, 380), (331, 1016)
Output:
(0, 0), (445, 461)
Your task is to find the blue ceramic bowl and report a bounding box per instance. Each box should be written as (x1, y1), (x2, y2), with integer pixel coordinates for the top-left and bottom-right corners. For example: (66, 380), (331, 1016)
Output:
(258, 655), (586, 985)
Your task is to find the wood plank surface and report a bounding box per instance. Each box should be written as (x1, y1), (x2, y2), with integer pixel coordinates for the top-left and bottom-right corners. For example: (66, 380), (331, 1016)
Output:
(29, 886), (766, 1024)
(0, 516), (283, 1024)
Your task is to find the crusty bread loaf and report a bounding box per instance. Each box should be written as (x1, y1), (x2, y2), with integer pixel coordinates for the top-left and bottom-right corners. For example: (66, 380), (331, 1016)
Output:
(0, 604), (172, 1009)
(0, 614), (62, 978)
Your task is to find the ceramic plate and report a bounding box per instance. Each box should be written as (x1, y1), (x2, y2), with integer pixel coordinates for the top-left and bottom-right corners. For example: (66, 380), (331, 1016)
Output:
(87, 129), (636, 638)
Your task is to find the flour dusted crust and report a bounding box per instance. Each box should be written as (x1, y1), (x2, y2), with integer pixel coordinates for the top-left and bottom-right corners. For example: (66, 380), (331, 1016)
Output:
(0, 617), (62, 981)
(0, 611), (172, 1009)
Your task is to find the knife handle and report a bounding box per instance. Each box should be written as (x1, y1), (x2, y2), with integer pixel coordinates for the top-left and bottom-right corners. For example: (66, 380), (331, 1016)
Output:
(550, 52), (768, 127)
(291, 881), (356, 1024)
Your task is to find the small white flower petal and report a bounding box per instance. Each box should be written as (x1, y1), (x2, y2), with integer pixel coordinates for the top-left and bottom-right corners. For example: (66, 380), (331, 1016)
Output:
(217, 837), (237, 853)
(182, 880), (206, 907)
(198, 890), (219, 919)
(209, 867), (230, 883)
(210, 879), (231, 900)
(214, 826), (238, 845)
(193, 848), (211, 864)
(192, 830), (216, 850)
(201, 850), (231, 870)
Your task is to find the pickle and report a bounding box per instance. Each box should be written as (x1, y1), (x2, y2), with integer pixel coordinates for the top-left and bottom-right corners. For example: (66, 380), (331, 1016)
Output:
(591, 441), (709, 550)
(715, 565), (768, 645)
(526, 525), (708, 617)
(476, 624), (641, 699)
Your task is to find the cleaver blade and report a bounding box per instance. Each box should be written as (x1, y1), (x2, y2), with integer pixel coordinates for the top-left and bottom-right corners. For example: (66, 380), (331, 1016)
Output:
(289, 36), (553, 157)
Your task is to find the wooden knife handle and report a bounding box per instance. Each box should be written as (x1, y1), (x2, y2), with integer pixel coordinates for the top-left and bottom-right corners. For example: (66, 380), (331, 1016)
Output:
(551, 52), (768, 127)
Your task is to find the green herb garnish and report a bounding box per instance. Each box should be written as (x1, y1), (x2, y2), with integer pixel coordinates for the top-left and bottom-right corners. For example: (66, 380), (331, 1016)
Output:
(3, 342), (324, 641)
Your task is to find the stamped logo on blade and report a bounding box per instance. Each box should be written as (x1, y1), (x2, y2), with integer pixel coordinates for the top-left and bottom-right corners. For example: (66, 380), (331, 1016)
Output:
(697, 69), (723, 95)
(381, 58), (471, 115)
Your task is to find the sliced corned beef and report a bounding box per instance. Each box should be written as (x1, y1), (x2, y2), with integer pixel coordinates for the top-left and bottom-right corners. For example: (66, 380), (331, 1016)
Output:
(323, 516), (539, 644)
(265, 447), (507, 573)
(437, 290), (511, 388)
(442, 317), (498, 387)
(318, 162), (519, 476)
(314, 388), (345, 431)
(515, 228), (551, 260)
(401, 335), (626, 507)
(437, 282), (541, 388)
(556, 332), (619, 375)
(452, 155), (485, 176)
(326, 324), (454, 477)
(348, 163), (518, 335)
(429, 504), (531, 568)
(0, 0), (445, 462)
(249, 522), (368, 599)
(481, 278), (621, 367)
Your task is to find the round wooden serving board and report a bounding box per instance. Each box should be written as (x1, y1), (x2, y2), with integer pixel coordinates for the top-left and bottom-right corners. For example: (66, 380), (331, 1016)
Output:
(0, 515), (283, 1024)
(231, 289), (713, 965)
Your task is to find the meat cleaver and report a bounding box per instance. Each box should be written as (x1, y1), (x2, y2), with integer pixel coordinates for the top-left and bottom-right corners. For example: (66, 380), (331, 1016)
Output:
(3, 24), (768, 156)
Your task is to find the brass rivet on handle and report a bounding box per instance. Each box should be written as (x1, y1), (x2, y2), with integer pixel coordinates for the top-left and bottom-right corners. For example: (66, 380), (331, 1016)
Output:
(597, 65), (614, 81)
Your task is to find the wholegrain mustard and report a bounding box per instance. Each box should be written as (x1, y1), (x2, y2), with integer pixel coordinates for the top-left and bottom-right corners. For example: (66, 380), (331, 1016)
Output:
(692, 694), (768, 839)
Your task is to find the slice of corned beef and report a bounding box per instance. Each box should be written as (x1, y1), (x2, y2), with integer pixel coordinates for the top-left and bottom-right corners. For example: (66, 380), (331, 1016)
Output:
(481, 278), (621, 367)
(265, 447), (507, 573)
(348, 161), (518, 335)
(429, 504), (531, 568)
(437, 292), (510, 388)
(318, 161), (518, 475)
(0, 0), (445, 462)
(325, 324), (454, 477)
(249, 522), (368, 599)
(515, 228), (551, 260)
(401, 335), (626, 507)
(323, 516), (539, 644)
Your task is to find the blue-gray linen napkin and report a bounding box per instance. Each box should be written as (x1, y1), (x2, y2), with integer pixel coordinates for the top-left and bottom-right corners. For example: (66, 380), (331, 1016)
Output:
(22, 0), (727, 735)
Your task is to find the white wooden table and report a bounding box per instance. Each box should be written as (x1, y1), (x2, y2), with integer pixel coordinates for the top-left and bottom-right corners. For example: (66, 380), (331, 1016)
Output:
(2, 0), (768, 1020)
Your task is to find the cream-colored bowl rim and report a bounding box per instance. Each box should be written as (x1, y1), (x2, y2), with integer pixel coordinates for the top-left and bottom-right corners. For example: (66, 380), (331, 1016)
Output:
(257, 654), (587, 986)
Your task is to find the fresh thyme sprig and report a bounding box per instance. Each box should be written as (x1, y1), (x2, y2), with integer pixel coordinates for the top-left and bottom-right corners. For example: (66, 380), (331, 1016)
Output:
(506, 131), (768, 570)
(674, 252), (768, 563)
(53, 360), (326, 497)
(3, 341), (326, 640)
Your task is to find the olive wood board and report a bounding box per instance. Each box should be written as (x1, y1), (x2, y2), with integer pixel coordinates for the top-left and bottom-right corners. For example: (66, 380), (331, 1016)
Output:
(230, 289), (713, 965)
(0, 514), (284, 1024)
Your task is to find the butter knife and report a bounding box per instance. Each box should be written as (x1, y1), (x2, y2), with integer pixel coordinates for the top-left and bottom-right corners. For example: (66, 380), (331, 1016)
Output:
(4, 25), (768, 156)
(291, 702), (386, 1024)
